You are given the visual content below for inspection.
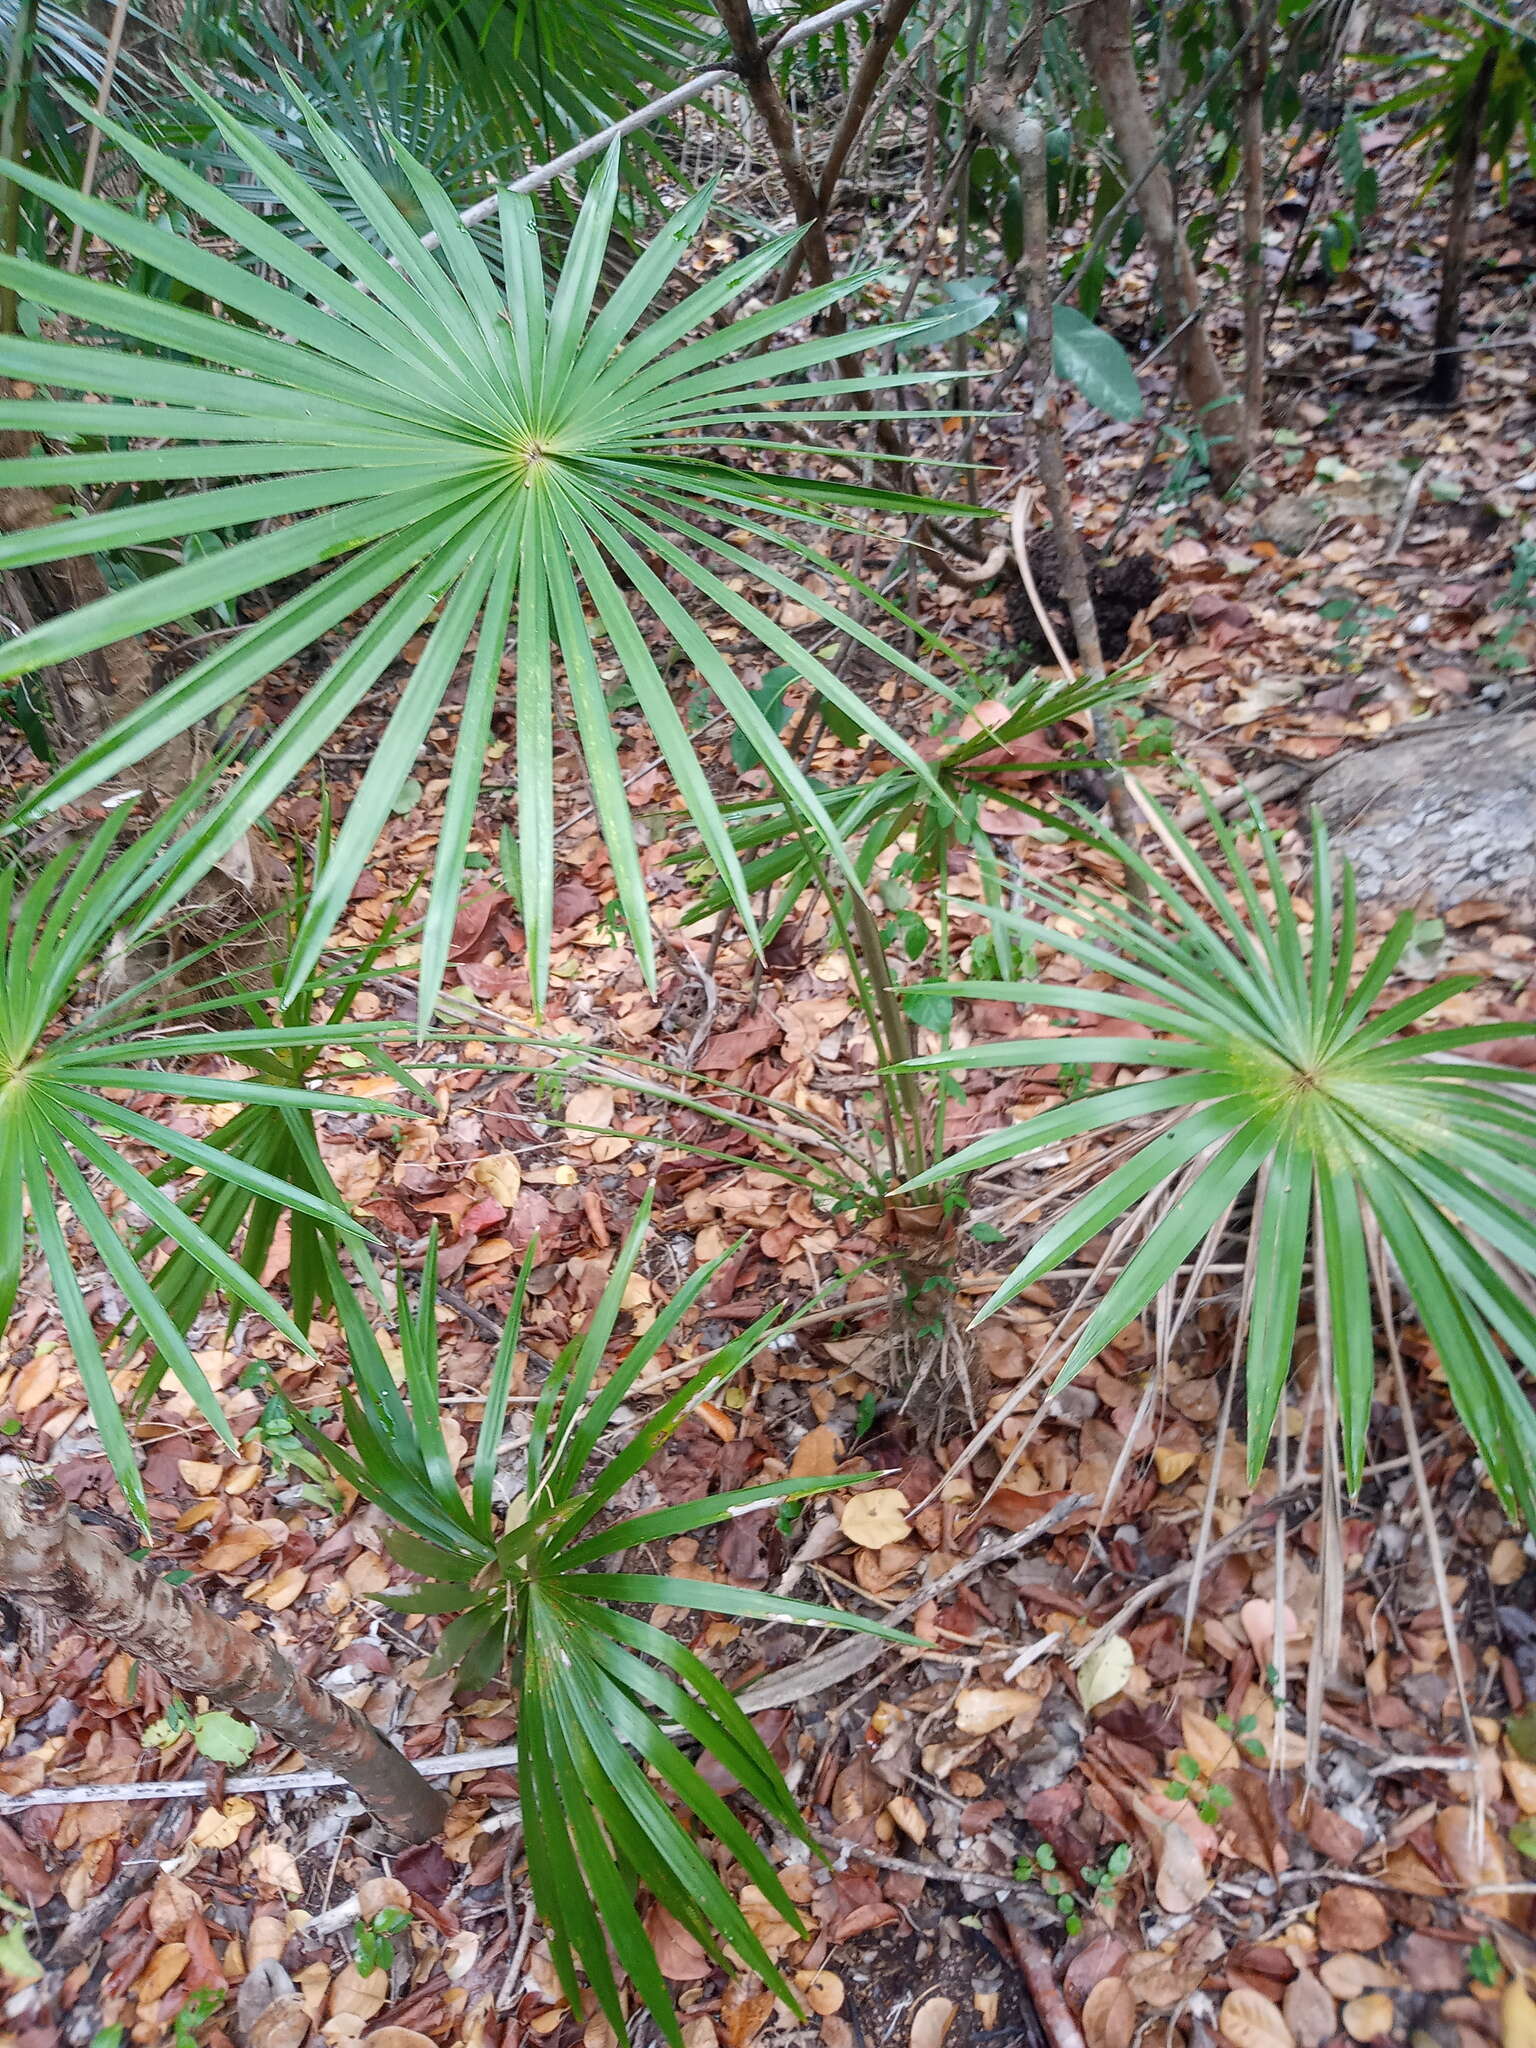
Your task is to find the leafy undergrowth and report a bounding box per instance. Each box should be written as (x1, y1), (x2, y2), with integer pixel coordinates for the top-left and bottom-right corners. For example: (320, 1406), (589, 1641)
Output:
(2, 110), (1536, 2048)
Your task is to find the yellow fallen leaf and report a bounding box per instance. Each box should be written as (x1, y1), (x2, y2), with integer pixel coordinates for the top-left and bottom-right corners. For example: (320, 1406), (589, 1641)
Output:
(469, 1151), (522, 1207)
(190, 1796), (255, 1850)
(1502, 1979), (1536, 2048)
(1078, 1634), (1136, 1712)
(911, 1996), (956, 2048)
(840, 1488), (910, 1549)
(1153, 1446), (1198, 1486)
(953, 1686), (1041, 1736)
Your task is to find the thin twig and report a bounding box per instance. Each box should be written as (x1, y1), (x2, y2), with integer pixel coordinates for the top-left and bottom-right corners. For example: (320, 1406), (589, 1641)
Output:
(434, 0), (888, 239)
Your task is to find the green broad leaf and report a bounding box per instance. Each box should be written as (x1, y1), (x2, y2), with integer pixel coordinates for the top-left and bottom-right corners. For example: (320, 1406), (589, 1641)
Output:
(191, 1712), (259, 1765)
(1017, 304), (1144, 421)
(730, 664), (796, 774)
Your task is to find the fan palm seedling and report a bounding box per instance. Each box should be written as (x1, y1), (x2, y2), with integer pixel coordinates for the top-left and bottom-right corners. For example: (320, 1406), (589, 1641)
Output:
(0, 101), (981, 1023)
(897, 792), (1536, 1529)
(294, 1197), (904, 2045)
(0, 792), (411, 1526)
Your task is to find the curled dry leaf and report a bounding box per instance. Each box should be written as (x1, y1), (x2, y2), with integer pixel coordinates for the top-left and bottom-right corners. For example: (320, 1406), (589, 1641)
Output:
(1218, 1986), (1294, 2048)
(1081, 1978), (1136, 2048)
(327, 1963), (389, 2025)
(840, 1489), (912, 1549)
(910, 1995), (957, 2048)
(362, 2033), (440, 2048)
(1317, 1954), (1402, 2001)
(721, 1979), (776, 2048)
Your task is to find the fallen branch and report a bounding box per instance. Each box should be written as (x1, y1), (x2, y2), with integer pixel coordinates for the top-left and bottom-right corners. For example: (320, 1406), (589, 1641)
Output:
(0, 1740), (523, 1819)
(0, 1475), (448, 1841)
(993, 1903), (1088, 2048)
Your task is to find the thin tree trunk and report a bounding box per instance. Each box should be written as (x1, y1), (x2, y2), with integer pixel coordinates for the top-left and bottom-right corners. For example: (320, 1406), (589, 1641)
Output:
(974, 41), (1143, 866)
(1078, 0), (1243, 491)
(1427, 45), (1495, 407)
(0, 1473), (447, 1843)
(713, 0), (837, 289)
(1229, 0), (1269, 461)
(770, 0), (925, 303)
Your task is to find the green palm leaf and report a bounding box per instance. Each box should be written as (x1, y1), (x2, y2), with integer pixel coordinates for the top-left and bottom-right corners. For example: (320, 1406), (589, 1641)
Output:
(298, 1197), (908, 2043)
(0, 99), (977, 1022)
(898, 791), (1536, 1527)
(0, 797), (403, 1527)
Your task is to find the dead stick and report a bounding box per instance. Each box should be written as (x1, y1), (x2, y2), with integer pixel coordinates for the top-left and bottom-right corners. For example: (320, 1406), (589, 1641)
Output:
(0, 1475), (447, 1842)
(994, 1904), (1087, 2048)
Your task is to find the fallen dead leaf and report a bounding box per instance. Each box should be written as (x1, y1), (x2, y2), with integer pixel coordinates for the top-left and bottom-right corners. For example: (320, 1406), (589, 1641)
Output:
(1502, 1979), (1536, 2048)
(1218, 1986), (1294, 2048)
(840, 1488), (911, 1549)
(953, 1686), (1042, 1736)
(1153, 1818), (1210, 1914)
(1282, 1969), (1337, 2048)
(910, 1995), (956, 2048)
(1316, 1885), (1389, 1952)
(189, 1798), (255, 1851)
(794, 1970), (846, 2017)
(1082, 1978), (1136, 2048)
(1340, 1992), (1396, 2043)
(1078, 1635), (1135, 1712)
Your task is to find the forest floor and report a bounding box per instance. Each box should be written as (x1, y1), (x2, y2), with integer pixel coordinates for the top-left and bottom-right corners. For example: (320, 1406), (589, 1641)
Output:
(1, 99), (1535, 2048)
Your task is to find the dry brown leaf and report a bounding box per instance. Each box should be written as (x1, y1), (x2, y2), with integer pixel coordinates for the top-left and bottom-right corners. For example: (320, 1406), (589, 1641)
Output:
(910, 1995), (956, 2048)
(189, 1797), (255, 1851)
(794, 1970), (846, 2016)
(327, 1963), (389, 2024)
(200, 1517), (289, 1574)
(1082, 1978), (1136, 2048)
(1436, 1805), (1509, 1914)
(789, 1426), (843, 1479)
(247, 1841), (304, 1898)
(885, 1795), (927, 1844)
(1315, 1885), (1389, 1953)
(737, 1885), (798, 1955)
(645, 1906), (712, 1983)
(720, 1979), (775, 2048)
(1218, 1986), (1294, 2048)
(1180, 1708), (1240, 1777)
(1281, 1969), (1337, 2048)
(362, 2032), (439, 2048)
(1505, 1755), (1536, 1815)
(135, 1941), (190, 2005)
(953, 1687), (1041, 1736)
(1153, 1446), (1198, 1486)
(840, 1489), (911, 1549)
(1339, 1992), (1395, 2043)
(1153, 1818), (1210, 1914)
(1317, 1955), (1401, 2000)
(469, 1152), (522, 1207)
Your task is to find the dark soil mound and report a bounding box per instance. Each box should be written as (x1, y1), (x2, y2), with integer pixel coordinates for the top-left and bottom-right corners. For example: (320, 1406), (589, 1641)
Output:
(1005, 537), (1162, 665)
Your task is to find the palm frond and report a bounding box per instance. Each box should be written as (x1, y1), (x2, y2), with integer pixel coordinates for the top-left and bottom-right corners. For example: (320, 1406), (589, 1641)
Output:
(898, 790), (1536, 1528)
(297, 1198), (906, 2043)
(0, 105), (981, 1022)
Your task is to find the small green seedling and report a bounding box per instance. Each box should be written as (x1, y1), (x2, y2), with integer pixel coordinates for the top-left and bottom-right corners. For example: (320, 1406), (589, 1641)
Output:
(355, 1905), (414, 1976)
(172, 1988), (226, 2048)
(1013, 1839), (1132, 1935)
(1167, 1751), (1236, 1827)
(1467, 1936), (1503, 1989)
